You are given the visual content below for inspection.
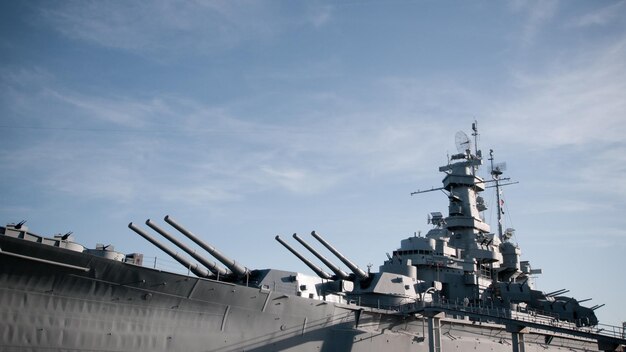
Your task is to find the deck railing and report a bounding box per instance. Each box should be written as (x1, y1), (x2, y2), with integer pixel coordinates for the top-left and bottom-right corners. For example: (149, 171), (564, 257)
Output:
(410, 299), (625, 341)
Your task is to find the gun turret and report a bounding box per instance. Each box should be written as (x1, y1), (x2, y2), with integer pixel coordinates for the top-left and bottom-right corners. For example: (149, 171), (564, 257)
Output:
(128, 222), (212, 278)
(275, 235), (332, 280)
(293, 233), (350, 280)
(311, 231), (369, 280)
(145, 219), (230, 277)
(164, 215), (250, 278)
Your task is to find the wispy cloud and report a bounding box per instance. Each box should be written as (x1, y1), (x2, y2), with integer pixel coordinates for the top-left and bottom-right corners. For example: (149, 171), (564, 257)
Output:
(569, 1), (626, 28)
(475, 32), (626, 213)
(510, 0), (559, 46)
(488, 36), (626, 149)
(259, 165), (343, 195)
(306, 3), (333, 28)
(38, 1), (259, 53)
(5, 1), (626, 209)
(45, 90), (174, 128)
(36, 1), (332, 57)
(3, 68), (439, 205)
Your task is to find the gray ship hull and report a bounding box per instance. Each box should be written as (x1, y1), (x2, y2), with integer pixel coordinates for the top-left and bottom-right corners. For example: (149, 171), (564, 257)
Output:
(0, 235), (616, 352)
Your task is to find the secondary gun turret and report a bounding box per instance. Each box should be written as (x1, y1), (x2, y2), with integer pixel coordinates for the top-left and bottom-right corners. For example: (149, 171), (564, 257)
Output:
(293, 233), (350, 280)
(275, 235), (332, 280)
(145, 219), (229, 277)
(128, 222), (212, 278)
(164, 215), (250, 278)
(311, 231), (369, 280)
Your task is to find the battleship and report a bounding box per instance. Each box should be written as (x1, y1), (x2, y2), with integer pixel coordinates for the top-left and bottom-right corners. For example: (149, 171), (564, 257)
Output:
(1, 123), (625, 352)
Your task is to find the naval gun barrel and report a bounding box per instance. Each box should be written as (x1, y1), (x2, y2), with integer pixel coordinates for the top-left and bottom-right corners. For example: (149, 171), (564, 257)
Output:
(275, 235), (332, 280)
(311, 231), (369, 280)
(164, 215), (249, 278)
(128, 222), (211, 278)
(145, 219), (230, 277)
(293, 233), (350, 280)
(546, 289), (570, 297)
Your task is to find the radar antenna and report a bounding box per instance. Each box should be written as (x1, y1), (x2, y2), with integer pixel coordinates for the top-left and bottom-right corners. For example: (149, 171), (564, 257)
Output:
(490, 149), (505, 240)
(471, 120), (479, 156)
(454, 131), (473, 154)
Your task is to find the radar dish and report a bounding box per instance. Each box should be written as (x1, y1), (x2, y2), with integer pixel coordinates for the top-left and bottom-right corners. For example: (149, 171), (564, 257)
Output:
(493, 162), (507, 173)
(455, 131), (473, 153)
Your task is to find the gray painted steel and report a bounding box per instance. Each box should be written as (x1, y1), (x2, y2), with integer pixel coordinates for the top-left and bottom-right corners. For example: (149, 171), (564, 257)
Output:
(275, 235), (332, 280)
(1, 124), (624, 351)
(164, 215), (249, 278)
(292, 233), (351, 280)
(146, 219), (229, 277)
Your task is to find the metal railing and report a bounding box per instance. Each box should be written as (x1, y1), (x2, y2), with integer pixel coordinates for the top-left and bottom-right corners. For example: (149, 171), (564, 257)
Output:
(409, 299), (625, 341)
(144, 256), (197, 276)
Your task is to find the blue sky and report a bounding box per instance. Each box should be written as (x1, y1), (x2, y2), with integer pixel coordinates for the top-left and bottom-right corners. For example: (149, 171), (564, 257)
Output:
(1, 1), (625, 326)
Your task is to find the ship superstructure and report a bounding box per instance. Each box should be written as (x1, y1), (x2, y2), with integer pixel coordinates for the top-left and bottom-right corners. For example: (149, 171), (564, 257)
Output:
(1, 124), (624, 351)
